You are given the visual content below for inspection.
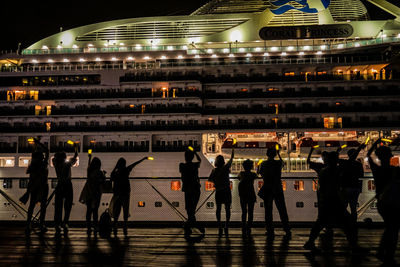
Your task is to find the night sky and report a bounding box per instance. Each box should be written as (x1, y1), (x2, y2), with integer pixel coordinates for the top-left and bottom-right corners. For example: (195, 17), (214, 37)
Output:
(0, 0), (398, 52)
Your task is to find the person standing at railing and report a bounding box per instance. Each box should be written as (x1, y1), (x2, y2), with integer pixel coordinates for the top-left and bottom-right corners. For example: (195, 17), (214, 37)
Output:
(110, 157), (148, 236)
(258, 147), (291, 241)
(368, 138), (400, 266)
(208, 149), (234, 237)
(307, 148), (333, 237)
(23, 138), (49, 235)
(179, 149), (205, 238)
(80, 153), (105, 236)
(304, 151), (365, 253)
(338, 143), (366, 224)
(237, 159), (257, 236)
(53, 144), (78, 236)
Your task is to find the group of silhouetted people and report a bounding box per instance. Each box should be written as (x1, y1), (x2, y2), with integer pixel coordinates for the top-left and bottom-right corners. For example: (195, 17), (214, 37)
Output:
(21, 137), (399, 265)
(22, 138), (151, 237)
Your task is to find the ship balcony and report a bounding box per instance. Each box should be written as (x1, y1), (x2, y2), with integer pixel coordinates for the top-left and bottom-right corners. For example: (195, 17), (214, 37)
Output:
(3, 53), (389, 74)
(203, 86), (399, 100)
(0, 119), (399, 134)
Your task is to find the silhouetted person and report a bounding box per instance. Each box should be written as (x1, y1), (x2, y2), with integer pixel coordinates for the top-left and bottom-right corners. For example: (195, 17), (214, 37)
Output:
(307, 148), (333, 236)
(258, 147), (290, 240)
(368, 139), (400, 265)
(24, 138), (49, 234)
(237, 159), (257, 236)
(209, 149), (234, 236)
(53, 144), (78, 235)
(80, 155), (105, 236)
(179, 150), (205, 237)
(304, 152), (362, 253)
(111, 157), (148, 236)
(338, 144), (366, 223)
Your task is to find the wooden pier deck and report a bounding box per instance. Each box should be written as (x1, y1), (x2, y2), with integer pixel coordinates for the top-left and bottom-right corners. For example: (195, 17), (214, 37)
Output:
(0, 225), (398, 266)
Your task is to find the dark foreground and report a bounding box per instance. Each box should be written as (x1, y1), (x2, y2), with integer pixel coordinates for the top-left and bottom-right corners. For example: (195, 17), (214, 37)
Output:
(0, 226), (398, 266)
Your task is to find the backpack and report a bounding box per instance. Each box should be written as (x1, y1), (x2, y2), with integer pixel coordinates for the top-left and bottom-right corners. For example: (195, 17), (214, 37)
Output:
(98, 209), (112, 238)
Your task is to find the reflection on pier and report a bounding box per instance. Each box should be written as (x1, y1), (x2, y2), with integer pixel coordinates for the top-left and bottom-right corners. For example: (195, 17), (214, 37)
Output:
(0, 226), (398, 266)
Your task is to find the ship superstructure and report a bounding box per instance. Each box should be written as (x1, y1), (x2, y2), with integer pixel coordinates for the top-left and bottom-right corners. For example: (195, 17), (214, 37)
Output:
(0, 0), (399, 222)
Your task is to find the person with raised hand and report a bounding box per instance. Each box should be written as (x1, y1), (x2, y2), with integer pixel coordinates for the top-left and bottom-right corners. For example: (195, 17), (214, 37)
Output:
(53, 141), (78, 236)
(179, 147), (205, 238)
(80, 152), (106, 236)
(367, 138), (400, 266)
(258, 147), (291, 241)
(110, 156), (148, 236)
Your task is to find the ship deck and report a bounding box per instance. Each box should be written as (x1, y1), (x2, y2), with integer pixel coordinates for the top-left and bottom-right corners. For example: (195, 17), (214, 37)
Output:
(0, 225), (398, 266)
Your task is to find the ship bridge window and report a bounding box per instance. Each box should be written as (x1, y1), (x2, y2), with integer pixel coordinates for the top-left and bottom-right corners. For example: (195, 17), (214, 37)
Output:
(171, 181), (181, 191)
(19, 179), (29, 189)
(0, 157), (15, 167)
(294, 180), (304, 191)
(3, 179), (12, 189)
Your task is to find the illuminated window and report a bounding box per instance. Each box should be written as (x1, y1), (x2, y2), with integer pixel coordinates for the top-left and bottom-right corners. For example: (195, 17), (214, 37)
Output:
(155, 201), (162, 207)
(312, 180), (319, 191)
(368, 180), (375, 191)
(35, 105), (42, 115)
(171, 181), (181, 191)
(282, 181), (287, 191)
(294, 180), (304, 191)
(285, 72), (295, 76)
(0, 157), (15, 167)
(324, 117), (335, 129)
(138, 201), (146, 207)
(3, 179), (12, 189)
(19, 179), (29, 189)
(46, 106), (52, 116)
(205, 181), (215, 191)
(18, 157), (31, 167)
(337, 117), (343, 128)
(30, 90), (39, 100)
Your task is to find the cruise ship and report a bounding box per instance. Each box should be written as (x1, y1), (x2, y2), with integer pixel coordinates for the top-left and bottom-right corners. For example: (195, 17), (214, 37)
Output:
(0, 0), (399, 224)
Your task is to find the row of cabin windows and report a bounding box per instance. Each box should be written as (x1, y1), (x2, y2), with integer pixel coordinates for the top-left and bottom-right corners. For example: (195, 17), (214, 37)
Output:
(2, 179), (377, 191)
(137, 201), (373, 209)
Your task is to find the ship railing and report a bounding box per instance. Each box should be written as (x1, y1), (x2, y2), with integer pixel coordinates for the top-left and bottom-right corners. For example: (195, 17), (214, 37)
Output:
(19, 36), (400, 56)
(0, 121), (399, 134)
(0, 55), (389, 73)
